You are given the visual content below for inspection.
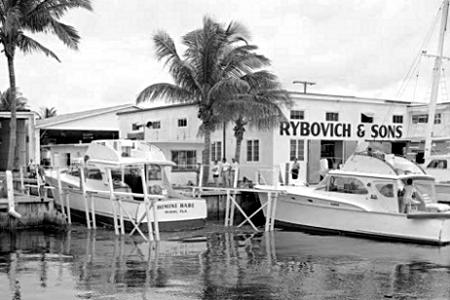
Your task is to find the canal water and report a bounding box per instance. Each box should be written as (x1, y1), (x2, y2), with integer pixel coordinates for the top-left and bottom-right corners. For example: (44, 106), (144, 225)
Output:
(1, 223), (450, 300)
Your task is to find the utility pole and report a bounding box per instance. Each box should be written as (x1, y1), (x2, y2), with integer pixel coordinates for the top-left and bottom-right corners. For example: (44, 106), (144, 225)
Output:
(293, 80), (316, 93)
(424, 0), (449, 161)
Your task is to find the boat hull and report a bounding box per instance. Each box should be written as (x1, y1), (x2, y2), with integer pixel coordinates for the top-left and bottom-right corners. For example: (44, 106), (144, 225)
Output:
(257, 190), (450, 245)
(46, 175), (207, 232)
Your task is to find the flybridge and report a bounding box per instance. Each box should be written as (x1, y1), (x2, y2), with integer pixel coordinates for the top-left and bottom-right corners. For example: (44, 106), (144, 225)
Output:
(279, 121), (403, 139)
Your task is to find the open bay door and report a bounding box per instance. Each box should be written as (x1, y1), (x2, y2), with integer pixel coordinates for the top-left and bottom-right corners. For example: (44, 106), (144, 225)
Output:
(307, 140), (321, 184)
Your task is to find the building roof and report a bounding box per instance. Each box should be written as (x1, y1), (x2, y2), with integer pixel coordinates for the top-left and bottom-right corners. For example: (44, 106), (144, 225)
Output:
(117, 102), (195, 116)
(36, 104), (139, 129)
(290, 92), (412, 105)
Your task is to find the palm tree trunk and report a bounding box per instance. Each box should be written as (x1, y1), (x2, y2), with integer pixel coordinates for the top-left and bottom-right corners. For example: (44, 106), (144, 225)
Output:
(235, 133), (243, 162)
(6, 54), (18, 171)
(202, 129), (211, 185)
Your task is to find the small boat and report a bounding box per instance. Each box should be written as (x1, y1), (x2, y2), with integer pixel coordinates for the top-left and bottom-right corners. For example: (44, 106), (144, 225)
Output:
(46, 140), (207, 231)
(256, 152), (450, 245)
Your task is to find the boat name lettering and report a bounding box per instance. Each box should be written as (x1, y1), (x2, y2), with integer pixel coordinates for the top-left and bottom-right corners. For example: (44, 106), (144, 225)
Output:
(280, 121), (403, 139)
(157, 203), (178, 210)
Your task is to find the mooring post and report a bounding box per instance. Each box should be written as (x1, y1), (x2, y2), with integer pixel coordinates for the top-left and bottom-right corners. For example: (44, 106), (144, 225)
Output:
(198, 164), (204, 193)
(265, 192), (273, 232)
(79, 166), (91, 229)
(56, 168), (63, 208)
(140, 167), (154, 241)
(270, 192), (278, 231)
(89, 193), (97, 229)
(6, 170), (21, 218)
(225, 189), (231, 227)
(65, 192), (72, 224)
(19, 167), (25, 193)
(152, 198), (160, 241)
(106, 168), (119, 235)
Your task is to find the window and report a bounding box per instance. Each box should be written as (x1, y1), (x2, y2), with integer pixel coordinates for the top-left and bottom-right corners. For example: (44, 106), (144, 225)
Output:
(392, 115), (403, 124)
(178, 118), (187, 127)
(435, 113), (442, 124)
(87, 168), (103, 180)
(427, 159), (447, 169)
(171, 150), (197, 171)
(211, 141), (222, 162)
(247, 140), (259, 162)
(290, 110), (305, 120)
(412, 114), (441, 124)
(290, 139), (305, 161)
(326, 112), (339, 121)
(375, 183), (394, 198)
(147, 164), (162, 180)
(327, 176), (368, 194)
(360, 113), (373, 123)
(149, 121), (161, 129)
(132, 123), (141, 131)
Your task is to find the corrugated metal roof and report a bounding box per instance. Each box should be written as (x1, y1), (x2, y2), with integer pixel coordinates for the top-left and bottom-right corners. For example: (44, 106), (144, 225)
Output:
(36, 104), (139, 129)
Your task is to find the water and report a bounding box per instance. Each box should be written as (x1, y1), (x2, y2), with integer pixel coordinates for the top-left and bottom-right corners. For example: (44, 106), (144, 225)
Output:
(1, 223), (450, 300)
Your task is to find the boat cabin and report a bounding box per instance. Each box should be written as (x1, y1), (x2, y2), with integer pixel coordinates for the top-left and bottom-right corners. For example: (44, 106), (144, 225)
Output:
(317, 153), (440, 213)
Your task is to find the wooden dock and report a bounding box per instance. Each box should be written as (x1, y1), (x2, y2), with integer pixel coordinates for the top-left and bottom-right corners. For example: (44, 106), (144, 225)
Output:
(0, 170), (67, 231)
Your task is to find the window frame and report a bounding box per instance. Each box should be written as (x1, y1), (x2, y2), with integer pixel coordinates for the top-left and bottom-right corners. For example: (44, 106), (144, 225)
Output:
(171, 150), (197, 171)
(247, 139), (260, 162)
(290, 110), (305, 120)
(325, 112), (339, 122)
(177, 118), (187, 127)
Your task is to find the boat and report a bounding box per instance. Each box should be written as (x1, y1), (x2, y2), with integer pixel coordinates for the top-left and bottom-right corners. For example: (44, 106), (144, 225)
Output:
(256, 152), (450, 245)
(45, 139), (207, 231)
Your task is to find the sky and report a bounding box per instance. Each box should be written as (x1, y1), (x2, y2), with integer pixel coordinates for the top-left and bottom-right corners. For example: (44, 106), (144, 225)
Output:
(0, 0), (447, 114)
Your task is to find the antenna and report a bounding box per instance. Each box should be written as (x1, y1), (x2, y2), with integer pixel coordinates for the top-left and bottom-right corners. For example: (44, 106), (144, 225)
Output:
(293, 80), (316, 93)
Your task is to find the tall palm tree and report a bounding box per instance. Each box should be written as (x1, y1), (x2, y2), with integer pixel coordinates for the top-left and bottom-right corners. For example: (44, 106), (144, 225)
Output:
(137, 17), (270, 183)
(0, 0), (92, 170)
(0, 88), (28, 111)
(216, 70), (291, 162)
(38, 106), (57, 119)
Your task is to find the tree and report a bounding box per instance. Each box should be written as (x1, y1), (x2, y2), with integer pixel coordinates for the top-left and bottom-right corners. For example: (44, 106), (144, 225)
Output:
(0, 0), (92, 170)
(38, 106), (57, 119)
(0, 88), (28, 111)
(218, 71), (291, 162)
(137, 17), (270, 183)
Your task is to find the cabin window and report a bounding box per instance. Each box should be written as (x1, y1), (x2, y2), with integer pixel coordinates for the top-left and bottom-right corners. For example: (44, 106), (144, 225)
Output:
(427, 159), (447, 169)
(211, 141), (222, 162)
(87, 168), (103, 180)
(247, 140), (259, 162)
(326, 112), (339, 122)
(172, 150), (197, 171)
(392, 115), (403, 124)
(290, 110), (304, 120)
(328, 176), (368, 194)
(68, 168), (80, 178)
(375, 183), (394, 198)
(147, 164), (162, 180)
(290, 139), (305, 161)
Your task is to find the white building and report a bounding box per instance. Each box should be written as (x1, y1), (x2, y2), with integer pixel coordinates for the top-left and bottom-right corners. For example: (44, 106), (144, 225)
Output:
(118, 92), (419, 185)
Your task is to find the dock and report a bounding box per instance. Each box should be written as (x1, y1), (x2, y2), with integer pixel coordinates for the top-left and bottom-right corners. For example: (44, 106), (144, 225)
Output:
(0, 170), (67, 230)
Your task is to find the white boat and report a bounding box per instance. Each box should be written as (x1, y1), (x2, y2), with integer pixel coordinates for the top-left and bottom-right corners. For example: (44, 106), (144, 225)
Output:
(45, 139), (207, 231)
(256, 152), (450, 245)
(424, 154), (450, 203)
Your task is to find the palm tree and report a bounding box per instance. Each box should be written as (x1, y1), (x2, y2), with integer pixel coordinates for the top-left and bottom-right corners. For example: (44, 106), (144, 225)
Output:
(137, 17), (270, 183)
(38, 106), (57, 119)
(216, 70), (291, 162)
(0, 88), (28, 111)
(0, 0), (92, 170)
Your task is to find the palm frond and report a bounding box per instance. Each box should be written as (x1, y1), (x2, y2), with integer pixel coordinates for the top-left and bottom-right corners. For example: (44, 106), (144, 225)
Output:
(153, 31), (200, 93)
(136, 83), (196, 104)
(48, 20), (80, 49)
(17, 33), (60, 61)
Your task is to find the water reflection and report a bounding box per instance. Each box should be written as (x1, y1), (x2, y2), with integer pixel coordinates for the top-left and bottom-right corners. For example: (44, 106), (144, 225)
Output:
(2, 227), (450, 299)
